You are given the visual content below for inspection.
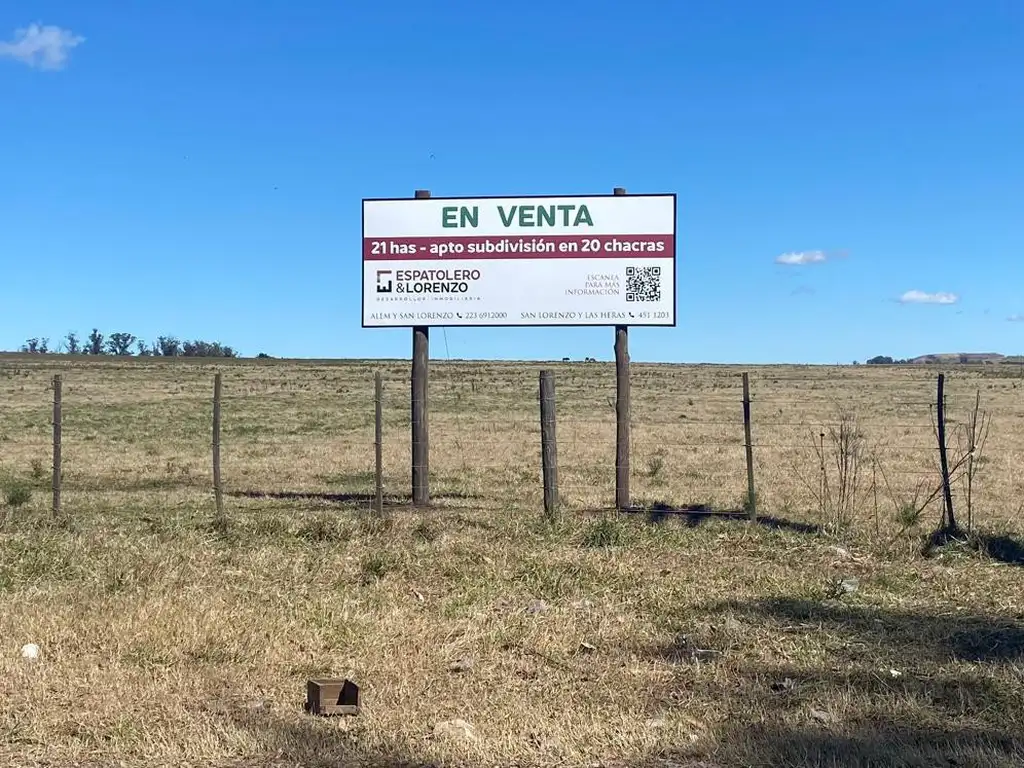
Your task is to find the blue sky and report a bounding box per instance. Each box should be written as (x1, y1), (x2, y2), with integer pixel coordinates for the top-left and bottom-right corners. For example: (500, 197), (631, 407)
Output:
(1, 1), (1022, 363)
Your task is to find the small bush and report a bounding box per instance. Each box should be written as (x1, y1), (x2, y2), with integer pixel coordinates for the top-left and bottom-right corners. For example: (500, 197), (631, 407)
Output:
(207, 514), (231, 540)
(646, 451), (666, 481)
(896, 503), (922, 530)
(360, 552), (397, 582)
(582, 516), (625, 548)
(806, 410), (868, 531)
(250, 515), (289, 540)
(296, 516), (350, 543)
(5, 482), (32, 508)
(412, 520), (441, 542)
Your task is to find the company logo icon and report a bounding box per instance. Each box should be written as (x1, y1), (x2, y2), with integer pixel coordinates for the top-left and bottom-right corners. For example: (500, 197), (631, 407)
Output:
(376, 270), (393, 293)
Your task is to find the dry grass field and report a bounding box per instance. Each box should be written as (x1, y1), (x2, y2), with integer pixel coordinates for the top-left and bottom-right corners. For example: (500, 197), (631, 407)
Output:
(1, 355), (1023, 767)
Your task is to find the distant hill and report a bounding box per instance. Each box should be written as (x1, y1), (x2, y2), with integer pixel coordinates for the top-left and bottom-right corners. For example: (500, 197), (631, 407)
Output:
(909, 353), (1006, 364)
(866, 353), (1017, 365)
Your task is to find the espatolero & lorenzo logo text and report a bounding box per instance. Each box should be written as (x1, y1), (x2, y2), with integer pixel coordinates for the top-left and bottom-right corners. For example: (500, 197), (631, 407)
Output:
(376, 268), (481, 295)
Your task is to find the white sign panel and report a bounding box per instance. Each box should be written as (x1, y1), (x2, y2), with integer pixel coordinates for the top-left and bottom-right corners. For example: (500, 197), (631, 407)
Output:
(362, 193), (676, 327)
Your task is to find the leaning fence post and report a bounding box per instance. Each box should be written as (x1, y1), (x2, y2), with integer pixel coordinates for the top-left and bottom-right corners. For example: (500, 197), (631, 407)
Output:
(539, 370), (559, 520)
(52, 374), (62, 520)
(213, 372), (225, 525)
(936, 372), (956, 532)
(742, 372), (756, 519)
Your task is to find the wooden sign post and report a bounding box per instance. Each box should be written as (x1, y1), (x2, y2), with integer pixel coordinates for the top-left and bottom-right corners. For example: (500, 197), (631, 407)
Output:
(411, 189), (431, 506)
(613, 187), (631, 512)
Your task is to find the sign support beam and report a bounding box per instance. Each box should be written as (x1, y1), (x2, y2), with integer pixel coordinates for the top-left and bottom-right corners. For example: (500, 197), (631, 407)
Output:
(412, 189), (431, 507)
(613, 187), (631, 512)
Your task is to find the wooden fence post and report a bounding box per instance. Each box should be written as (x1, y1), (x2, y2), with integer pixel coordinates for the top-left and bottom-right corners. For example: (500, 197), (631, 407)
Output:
(539, 370), (559, 520)
(213, 372), (225, 523)
(742, 372), (756, 519)
(936, 372), (956, 531)
(52, 374), (62, 519)
(374, 371), (384, 516)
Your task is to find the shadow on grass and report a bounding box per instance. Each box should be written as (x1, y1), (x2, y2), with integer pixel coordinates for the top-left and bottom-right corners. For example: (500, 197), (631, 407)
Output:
(71, 477), (211, 493)
(923, 527), (1024, 567)
(628, 501), (744, 527)
(227, 707), (435, 768)
(717, 597), (1024, 663)
(613, 502), (822, 535)
(640, 597), (1024, 766)
(978, 533), (1024, 566)
(754, 514), (821, 535)
(229, 489), (482, 508)
(642, 721), (1024, 768)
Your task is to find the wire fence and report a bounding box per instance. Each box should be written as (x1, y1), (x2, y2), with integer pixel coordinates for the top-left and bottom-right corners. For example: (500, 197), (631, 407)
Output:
(1, 360), (1022, 536)
(374, 363), (1024, 535)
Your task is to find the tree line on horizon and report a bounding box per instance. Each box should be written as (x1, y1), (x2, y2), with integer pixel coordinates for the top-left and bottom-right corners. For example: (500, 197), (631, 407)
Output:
(15, 330), (240, 358)
(866, 355), (911, 365)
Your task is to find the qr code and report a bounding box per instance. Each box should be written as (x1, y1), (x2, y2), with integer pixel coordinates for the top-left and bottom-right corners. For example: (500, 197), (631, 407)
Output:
(625, 265), (662, 302)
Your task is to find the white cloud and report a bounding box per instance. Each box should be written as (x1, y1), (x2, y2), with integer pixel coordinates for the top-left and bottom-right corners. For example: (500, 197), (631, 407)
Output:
(775, 250), (827, 266)
(1009, 314), (1024, 322)
(899, 290), (959, 305)
(0, 23), (84, 70)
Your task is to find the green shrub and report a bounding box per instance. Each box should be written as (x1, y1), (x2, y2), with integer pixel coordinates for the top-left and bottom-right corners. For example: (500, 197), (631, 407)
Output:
(4, 482), (32, 508)
(582, 516), (625, 548)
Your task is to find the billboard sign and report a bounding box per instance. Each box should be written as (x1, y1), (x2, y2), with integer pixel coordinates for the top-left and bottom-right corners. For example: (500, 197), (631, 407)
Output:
(362, 193), (676, 328)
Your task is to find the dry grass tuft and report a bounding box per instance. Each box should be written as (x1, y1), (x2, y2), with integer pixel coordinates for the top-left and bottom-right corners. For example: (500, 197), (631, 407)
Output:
(1, 356), (1023, 767)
